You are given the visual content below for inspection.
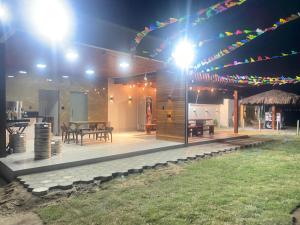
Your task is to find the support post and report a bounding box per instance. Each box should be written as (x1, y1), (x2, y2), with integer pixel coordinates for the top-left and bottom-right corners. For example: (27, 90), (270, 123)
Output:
(297, 120), (299, 136)
(233, 90), (238, 134)
(184, 70), (188, 145)
(272, 105), (276, 130)
(0, 42), (6, 157)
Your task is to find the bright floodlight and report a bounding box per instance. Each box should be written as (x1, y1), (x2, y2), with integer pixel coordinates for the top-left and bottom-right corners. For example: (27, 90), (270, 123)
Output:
(120, 62), (130, 69)
(172, 40), (195, 69)
(0, 4), (10, 22)
(29, 0), (72, 41)
(65, 50), (79, 61)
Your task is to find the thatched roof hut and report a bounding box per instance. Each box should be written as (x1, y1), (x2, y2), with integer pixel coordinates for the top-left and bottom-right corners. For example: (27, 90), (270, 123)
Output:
(240, 90), (300, 105)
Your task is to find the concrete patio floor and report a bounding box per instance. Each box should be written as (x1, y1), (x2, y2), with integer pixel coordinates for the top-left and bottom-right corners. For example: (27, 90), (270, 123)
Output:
(0, 132), (181, 180)
(0, 131), (249, 180)
(17, 137), (267, 196)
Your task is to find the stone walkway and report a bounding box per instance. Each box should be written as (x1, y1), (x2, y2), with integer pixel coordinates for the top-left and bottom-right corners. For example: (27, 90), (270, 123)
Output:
(18, 137), (266, 196)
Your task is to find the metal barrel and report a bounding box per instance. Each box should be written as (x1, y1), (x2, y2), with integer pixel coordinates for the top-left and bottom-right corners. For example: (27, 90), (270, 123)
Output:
(51, 140), (62, 155)
(9, 133), (26, 153)
(34, 123), (51, 160)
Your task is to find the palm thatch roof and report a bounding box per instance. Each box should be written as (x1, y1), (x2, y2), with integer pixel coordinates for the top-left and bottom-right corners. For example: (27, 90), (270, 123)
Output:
(240, 90), (300, 105)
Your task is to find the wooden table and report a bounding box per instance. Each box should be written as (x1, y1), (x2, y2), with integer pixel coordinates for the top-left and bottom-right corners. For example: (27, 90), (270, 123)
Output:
(69, 121), (108, 144)
(69, 121), (107, 130)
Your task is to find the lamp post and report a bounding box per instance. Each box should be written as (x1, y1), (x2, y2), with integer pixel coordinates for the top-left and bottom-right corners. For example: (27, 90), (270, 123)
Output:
(0, 0), (73, 157)
(173, 39), (195, 145)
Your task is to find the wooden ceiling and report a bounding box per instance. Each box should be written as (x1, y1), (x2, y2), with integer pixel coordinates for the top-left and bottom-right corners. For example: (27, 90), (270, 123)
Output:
(5, 32), (164, 78)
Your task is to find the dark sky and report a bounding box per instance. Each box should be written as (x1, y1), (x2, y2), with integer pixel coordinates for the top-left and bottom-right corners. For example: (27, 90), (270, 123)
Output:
(71, 0), (300, 31)
(6, 0), (300, 81)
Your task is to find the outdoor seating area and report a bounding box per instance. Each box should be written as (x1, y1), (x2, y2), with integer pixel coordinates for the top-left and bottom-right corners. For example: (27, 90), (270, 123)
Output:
(188, 119), (215, 137)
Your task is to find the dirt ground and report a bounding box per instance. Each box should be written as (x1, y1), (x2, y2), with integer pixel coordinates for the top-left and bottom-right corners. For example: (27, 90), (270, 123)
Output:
(293, 208), (300, 225)
(0, 180), (83, 225)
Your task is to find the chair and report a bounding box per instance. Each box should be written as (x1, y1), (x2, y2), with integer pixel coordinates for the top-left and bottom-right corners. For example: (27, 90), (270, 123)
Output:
(61, 123), (76, 144)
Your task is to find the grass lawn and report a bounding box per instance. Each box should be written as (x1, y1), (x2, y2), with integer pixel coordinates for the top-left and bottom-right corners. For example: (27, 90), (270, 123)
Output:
(37, 137), (300, 225)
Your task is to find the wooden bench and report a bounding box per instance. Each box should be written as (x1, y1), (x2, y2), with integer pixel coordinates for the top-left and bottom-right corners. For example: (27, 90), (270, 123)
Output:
(78, 127), (113, 146)
(188, 124), (214, 137)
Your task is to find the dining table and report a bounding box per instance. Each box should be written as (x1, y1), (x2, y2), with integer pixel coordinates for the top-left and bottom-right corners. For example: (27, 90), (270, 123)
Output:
(69, 121), (108, 144)
(69, 121), (107, 130)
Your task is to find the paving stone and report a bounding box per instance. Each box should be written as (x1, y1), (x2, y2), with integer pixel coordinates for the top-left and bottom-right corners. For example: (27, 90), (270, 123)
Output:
(32, 187), (48, 196)
(17, 138), (265, 195)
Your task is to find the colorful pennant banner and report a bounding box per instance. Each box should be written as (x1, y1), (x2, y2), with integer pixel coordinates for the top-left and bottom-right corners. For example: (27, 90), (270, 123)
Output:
(132, 0), (247, 52)
(194, 13), (300, 69)
(198, 51), (300, 73)
(192, 72), (300, 86)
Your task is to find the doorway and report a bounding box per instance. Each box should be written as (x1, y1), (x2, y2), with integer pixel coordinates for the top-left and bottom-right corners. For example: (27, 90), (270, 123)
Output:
(70, 92), (88, 122)
(39, 90), (59, 135)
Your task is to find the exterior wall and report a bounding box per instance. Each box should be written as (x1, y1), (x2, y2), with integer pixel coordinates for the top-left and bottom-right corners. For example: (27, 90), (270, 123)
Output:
(107, 78), (156, 133)
(220, 99), (234, 127)
(189, 99), (234, 128)
(6, 73), (108, 133)
(156, 71), (185, 143)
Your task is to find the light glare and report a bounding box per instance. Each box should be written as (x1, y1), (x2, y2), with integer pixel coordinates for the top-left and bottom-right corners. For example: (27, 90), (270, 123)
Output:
(85, 69), (95, 75)
(0, 4), (10, 22)
(120, 62), (130, 69)
(65, 50), (79, 61)
(19, 70), (27, 74)
(172, 40), (195, 69)
(36, 64), (47, 69)
(29, 0), (72, 42)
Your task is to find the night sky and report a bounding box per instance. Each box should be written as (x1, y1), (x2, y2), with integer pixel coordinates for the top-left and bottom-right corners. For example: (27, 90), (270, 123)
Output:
(6, 0), (300, 91)
(70, 0), (300, 96)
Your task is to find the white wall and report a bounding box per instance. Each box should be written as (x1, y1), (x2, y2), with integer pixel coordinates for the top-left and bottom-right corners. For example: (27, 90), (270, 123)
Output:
(108, 79), (138, 132)
(188, 99), (234, 128)
(107, 79), (156, 133)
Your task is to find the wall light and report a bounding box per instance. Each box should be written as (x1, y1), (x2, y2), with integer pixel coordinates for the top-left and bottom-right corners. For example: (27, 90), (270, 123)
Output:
(62, 75), (69, 79)
(7, 75), (14, 78)
(128, 96), (132, 103)
(18, 70), (27, 74)
(120, 62), (130, 69)
(109, 96), (114, 102)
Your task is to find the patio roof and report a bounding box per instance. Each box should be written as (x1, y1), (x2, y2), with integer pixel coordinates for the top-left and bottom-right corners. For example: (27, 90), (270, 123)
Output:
(5, 31), (164, 79)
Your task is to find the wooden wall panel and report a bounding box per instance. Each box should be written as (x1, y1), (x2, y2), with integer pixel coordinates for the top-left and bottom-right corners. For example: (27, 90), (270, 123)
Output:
(156, 71), (185, 142)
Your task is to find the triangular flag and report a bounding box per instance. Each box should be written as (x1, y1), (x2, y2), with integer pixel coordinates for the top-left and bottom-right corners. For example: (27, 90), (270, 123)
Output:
(219, 33), (225, 38)
(265, 56), (271, 60)
(279, 18), (287, 24)
(244, 59), (249, 63)
(235, 30), (243, 35)
(257, 56), (263, 61)
(225, 32), (233, 36)
(250, 58), (255, 63)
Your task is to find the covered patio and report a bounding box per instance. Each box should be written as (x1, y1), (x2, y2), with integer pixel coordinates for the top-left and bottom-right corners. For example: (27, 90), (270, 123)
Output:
(0, 29), (246, 181)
